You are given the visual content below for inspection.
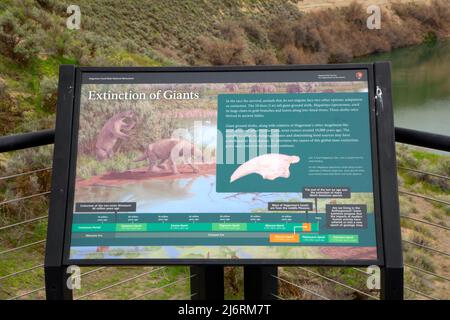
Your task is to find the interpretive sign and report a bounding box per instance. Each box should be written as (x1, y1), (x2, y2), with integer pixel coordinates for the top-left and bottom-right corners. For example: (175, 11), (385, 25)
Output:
(43, 63), (406, 274)
(44, 65), (387, 265)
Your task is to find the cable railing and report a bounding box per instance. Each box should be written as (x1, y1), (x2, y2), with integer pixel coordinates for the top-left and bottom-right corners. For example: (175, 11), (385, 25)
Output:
(404, 263), (450, 282)
(74, 267), (166, 300)
(284, 267), (379, 300)
(398, 190), (450, 206)
(0, 167), (53, 181)
(400, 214), (450, 231)
(0, 264), (44, 281)
(397, 166), (449, 180)
(0, 239), (46, 256)
(6, 267), (107, 300)
(0, 127), (449, 300)
(402, 239), (450, 258)
(0, 215), (48, 231)
(0, 191), (51, 207)
(404, 286), (439, 301)
(129, 273), (195, 300)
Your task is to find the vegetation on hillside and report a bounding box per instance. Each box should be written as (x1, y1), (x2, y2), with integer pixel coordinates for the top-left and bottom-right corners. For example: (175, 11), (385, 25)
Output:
(1, 0), (449, 136)
(0, 0), (449, 300)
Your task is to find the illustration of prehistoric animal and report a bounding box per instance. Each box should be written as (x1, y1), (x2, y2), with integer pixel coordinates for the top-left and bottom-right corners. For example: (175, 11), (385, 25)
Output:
(250, 84), (276, 93)
(225, 84), (239, 92)
(95, 111), (135, 161)
(287, 83), (315, 93)
(230, 153), (300, 182)
(135, 139), (201, 174)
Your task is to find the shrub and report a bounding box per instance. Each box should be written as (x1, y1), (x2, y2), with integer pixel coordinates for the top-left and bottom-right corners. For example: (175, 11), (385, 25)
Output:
(292, 18), (323, 52)
(0, 12), (20, 57)
(327, 44), (353, 63)
(253, 48), (278, 65)
(0, 11), (39, 65)
(268, 16), (295, 47)
(40, 76), (58, 113)
(13, 35), (39, 64)
(283, 45), (314, 64)
(0, 77), (6, 97)
(199, 36), (249, 65)
(342, 1), (366, 28)
(216, 21), (243, 41)
(393, 0), (450, 30)
(36, 0), (56, 11)
(240, 18), (266, 43)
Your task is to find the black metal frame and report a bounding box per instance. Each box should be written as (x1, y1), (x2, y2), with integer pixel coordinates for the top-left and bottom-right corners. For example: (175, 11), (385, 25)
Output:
(44, 65), (76, 300)
(63, 64), (384, 266)
(374, 62), (404, 300)
(34, 63), (403, 300)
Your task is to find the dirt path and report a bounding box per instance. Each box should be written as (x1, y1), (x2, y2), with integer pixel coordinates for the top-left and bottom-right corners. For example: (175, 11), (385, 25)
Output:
(296, 0), (429, 11)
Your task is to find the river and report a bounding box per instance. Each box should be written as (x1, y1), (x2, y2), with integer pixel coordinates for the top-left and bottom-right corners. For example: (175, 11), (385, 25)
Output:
(356, 40), (450, 136)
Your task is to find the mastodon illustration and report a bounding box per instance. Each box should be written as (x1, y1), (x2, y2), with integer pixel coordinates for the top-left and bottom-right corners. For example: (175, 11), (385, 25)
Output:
(134, 139), (201, 174)
(230, 153), (300, 182)
(250, 84), (276, 93)
(95, 111), (135, 161)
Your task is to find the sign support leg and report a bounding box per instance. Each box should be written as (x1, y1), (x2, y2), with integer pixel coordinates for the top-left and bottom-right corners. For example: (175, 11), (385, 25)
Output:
(381, 267), (403, 300)
(45, 265), (73, 300)
(190, 265), (224, 300)
(244, 266), (278, 300)
(374, 62), (404, 300)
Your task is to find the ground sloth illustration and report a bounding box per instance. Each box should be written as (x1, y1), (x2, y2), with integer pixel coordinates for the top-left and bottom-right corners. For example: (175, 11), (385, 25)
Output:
(134, 138), (201, 174)
(95, 111), (135, 161)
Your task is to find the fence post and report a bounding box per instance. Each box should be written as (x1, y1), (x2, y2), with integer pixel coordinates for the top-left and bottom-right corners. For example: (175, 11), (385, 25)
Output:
(381, 267), (404, 300)
(190, 266), (224, 300)
(244, 266), (278, 300)
(44, 65), (76, 300)
(45, 266), (73, 300)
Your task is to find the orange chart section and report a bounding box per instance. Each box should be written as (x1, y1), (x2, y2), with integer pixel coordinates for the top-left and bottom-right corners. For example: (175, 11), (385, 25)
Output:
(269, 233), (300, 243)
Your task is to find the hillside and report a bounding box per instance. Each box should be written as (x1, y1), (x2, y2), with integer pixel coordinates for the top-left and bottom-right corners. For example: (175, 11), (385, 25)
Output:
(0, 0), (449, 300)
(0, 0), (449, 136)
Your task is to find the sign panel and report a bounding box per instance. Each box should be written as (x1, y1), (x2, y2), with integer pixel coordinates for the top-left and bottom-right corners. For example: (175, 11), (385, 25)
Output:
(64, 67), (381, 264)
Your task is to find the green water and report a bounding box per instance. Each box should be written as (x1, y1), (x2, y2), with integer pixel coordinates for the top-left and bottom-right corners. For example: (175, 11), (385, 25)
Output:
(356, 40), (450, 136)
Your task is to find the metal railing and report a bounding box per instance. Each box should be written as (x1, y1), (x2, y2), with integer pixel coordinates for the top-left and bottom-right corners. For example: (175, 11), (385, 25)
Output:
(0, 127), (449, 300)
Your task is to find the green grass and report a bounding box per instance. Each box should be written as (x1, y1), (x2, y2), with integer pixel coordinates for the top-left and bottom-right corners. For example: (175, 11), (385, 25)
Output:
(76, 152), (142, 180)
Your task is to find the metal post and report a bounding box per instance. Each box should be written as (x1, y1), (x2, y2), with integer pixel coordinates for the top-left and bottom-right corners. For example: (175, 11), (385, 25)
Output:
(44, 65), (76, 300)
(381, 267), (404, 300)
(374, 62), (404, 300)
(244, 266), (278, 300)
(190, 266), (224, 300)
(45, 266), (73, 300)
